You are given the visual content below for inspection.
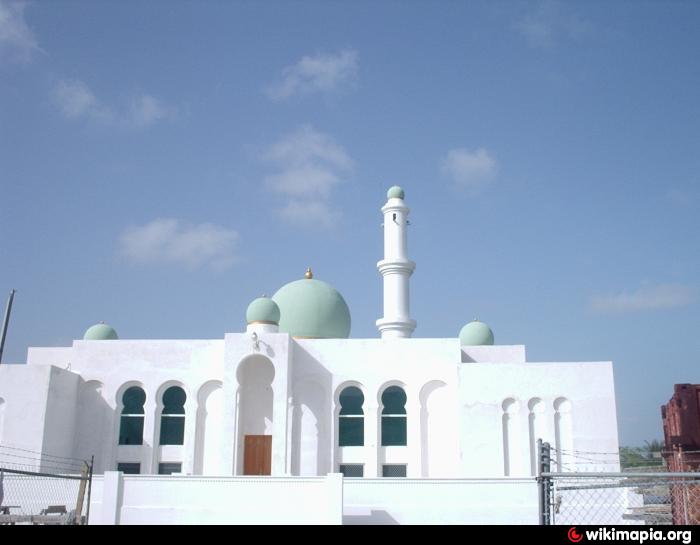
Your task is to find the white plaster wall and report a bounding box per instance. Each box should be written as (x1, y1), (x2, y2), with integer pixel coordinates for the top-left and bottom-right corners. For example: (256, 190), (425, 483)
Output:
(0, 396), (5, 443)
(293, 338), (461, 478)
(194, 381), (223, 475)
(64, 340), (224, 474)
(223, 332), (291, 476)
(292, 378), (330, 476)
(343, 478), (539, 524)
(0, 364), (71, 464)
(462, 345), (526, 363)
(42, 367), (81, 469)
(5, 334), (620, 485)
(88, 475), (104, 524)
(459, 361), (619, 477)
(109, 474), (341, 524)
(26, 347), (72, 367)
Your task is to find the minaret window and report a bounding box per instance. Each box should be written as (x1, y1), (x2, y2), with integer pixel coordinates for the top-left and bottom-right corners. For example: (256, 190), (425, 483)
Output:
(339, 386), (364, 446)
(119, 386), (146, 445)
(160, 386), (186, 445)
(381, 386), (407, 446)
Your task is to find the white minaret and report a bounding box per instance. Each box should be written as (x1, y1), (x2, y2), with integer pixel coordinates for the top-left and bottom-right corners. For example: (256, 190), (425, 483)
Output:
(376, 185), (417, 338)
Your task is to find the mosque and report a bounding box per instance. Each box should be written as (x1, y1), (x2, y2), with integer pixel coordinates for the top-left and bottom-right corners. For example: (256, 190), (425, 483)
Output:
(0, 186), (620, 482)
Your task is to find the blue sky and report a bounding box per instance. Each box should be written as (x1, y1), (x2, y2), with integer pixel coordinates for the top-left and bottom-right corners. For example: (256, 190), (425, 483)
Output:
(1, 0), (698, 446)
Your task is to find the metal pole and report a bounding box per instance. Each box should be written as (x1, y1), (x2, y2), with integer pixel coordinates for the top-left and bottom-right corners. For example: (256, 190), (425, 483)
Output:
(0, 289), (16, 365)
(85, 455), (94, 526)
(538, 439), (552, 525)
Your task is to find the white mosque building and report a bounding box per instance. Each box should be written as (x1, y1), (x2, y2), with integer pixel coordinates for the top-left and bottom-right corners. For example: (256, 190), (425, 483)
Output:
(0, 186), (620, 499)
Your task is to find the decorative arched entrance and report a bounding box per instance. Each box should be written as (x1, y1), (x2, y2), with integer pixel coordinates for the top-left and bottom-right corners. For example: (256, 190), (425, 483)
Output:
(236, 355), (275, 475)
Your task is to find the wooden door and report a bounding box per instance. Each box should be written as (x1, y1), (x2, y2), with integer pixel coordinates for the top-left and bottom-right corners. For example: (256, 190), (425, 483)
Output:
(243, 435), (272, 475)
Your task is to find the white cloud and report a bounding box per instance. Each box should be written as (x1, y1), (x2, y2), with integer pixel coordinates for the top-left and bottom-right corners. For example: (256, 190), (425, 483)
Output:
(118, 219), (239, 271)
(0, 0), (40, 63)
(278, 200), (335, 228)
(265, 166), (341, 199)
(52, 79), (113, 122)
(52, 79), (172, 129)
(261, 126), (352, 227)
(589, 284), (695, 314)
(514, 0), (591, 48)
(441, 147), (497, 188)
(128, 94), (169, 128)
(262, 124), (352, 171)
(266, 49), (358, 100)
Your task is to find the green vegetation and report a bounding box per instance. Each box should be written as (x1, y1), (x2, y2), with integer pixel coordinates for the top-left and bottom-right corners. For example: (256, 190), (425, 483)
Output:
(620, 440), (664, 468)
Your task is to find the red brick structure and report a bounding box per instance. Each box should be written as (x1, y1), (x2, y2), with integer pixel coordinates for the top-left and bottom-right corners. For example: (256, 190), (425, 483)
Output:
(661, 384), (700, 524)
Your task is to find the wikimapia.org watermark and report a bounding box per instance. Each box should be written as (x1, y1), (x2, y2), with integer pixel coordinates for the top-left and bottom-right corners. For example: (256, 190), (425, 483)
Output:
(567, 527), (692, 544)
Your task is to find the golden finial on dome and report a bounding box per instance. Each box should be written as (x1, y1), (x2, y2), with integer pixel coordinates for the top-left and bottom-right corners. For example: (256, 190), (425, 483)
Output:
(305, 267), (313, 279)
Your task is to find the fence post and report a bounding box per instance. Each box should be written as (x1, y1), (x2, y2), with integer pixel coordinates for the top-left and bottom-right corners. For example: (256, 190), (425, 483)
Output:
(102, 471), (124, 525)
(73, 461), (89, 524)
(85, 455), (94, 525)
(537, 439), (552, 525)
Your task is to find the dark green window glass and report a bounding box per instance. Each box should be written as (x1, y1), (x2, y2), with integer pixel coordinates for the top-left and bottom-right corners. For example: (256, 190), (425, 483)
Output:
(158, 462), (182, 475)
(122, 387), (146, 414)
(119, 416), (145, 445)
(162, 387), (186, 415)
(160, 386), (186, 445)
(339, 464), (364, 477)
(339, 387), (364, 446)
(117, 463), (141, 474)
(160, 416), (185, 445)
(381, 386), (407, 446)
(339, 387), (364, 415)
(339, 417), (364, 447)
(382, 464), (407, 477)
(119, 386), (146, 445)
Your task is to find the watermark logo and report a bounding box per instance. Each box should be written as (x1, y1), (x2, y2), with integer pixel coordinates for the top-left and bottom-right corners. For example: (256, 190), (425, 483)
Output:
(568, 527), (584, 543)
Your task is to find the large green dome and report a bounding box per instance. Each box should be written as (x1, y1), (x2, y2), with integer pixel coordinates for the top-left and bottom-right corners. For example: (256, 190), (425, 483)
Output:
(246, 296), (280, 325)
(459, 320), (494, 346)
(272, 270), (351, 338)
(83, 322), (119, 340)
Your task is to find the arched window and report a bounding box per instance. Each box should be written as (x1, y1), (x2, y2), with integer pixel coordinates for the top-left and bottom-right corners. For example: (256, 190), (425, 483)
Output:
(338, 386), (364, 447)
(160, 386), (186, 445)
(119, 387), (145, 445)
(381, 386), (407, 446)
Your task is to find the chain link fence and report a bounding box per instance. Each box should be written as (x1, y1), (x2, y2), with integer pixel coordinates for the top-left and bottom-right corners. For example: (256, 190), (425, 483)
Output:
(0, 444), (92, 525)
(538, 441), (700, 525)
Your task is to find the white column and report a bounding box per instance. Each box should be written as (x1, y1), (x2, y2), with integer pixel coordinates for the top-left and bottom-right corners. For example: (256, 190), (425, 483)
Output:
(142, 399), (156, 474)
(406, 399), (422, 477)
(376, 187), (417, 338)
(182, 396), (197, 474)
(364, 404), (379, 477)
(101, 471), (124, 525)
(324, 473), (344, 525)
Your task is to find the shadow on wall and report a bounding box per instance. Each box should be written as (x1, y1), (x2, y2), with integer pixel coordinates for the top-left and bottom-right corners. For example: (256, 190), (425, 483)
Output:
(343, 510), (399, 525)
(290, 341), (333, 477)
(75, 378), (112, 473)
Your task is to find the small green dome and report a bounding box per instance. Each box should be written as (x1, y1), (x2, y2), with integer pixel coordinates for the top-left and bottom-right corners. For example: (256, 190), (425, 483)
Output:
(387, 185), (405, 200)
(83, 322), (119, 340)
(459, 320), (494, 346)
(272, 270), (351, 339)
(246, 296), (280, 325)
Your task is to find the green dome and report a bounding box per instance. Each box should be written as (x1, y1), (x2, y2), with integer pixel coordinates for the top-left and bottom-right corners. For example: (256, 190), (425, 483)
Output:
(246, 297), (280, 325)
(272, 271), (351, 339)
(459, 320), (494, 346)
(83, 322), (119, 340)
(387, 185), (405, 200)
